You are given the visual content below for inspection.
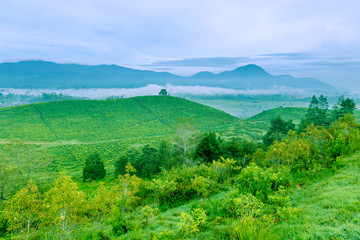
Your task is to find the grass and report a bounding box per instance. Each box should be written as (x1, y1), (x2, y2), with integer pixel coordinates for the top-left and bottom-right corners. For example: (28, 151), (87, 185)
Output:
(275, 152), (360, 239)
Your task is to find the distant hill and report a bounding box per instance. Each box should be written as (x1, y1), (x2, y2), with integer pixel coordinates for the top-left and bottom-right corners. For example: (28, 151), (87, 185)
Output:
(247, 106), (360, 129)
(0, 61), (334, 90)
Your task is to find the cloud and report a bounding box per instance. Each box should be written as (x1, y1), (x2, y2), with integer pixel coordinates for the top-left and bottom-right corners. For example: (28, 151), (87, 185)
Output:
(1, 0), (360, 89)
(1, 0), (360, 65)
(152, 57), (250, 67)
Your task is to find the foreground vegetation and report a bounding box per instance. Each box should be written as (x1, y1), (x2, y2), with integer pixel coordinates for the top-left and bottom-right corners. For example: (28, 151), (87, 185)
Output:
(0, 95), (359, 239)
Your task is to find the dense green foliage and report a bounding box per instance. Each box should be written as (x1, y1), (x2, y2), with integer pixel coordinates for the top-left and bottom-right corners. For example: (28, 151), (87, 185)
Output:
(83, 153), (106, 182)
(262, 116), (295, 147)
(194, 131), (222, 163)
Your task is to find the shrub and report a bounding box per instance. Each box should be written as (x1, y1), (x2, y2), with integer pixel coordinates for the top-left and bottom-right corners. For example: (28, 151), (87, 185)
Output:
(212, 157), (240, 182)
(151, 165), (219, 209)
(139, 205), (158, 226)
(178, 208), (207, 235)
(221, 190), (264, 218)
(236, 163), (290, 202)
(266, 186), (297, 221)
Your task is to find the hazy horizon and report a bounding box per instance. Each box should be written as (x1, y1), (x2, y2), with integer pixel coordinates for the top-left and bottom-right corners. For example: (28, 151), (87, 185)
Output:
(1, 0), (360, 89)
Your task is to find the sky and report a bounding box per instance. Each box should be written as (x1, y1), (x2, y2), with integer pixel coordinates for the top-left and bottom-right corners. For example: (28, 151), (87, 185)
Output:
(1, 0), (360, 89)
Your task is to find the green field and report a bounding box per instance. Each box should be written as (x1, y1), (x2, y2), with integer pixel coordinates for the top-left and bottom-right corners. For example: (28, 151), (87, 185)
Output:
(0, 96), (246, 177)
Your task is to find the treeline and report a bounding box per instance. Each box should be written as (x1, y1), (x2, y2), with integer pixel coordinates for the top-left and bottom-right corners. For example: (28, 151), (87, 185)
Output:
(0, 95), (359, 239)
(0, 93), (86, 107)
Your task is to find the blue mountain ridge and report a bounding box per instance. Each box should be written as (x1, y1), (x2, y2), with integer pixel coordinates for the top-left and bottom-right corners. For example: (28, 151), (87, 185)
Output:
(0, 60), (334, 90)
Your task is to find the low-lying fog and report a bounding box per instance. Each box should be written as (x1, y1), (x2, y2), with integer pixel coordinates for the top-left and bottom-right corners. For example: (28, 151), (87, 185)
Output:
(0, 84), (329, 99)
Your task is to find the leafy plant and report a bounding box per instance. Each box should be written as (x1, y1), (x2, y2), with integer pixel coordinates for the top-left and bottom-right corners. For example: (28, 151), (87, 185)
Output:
(178, 208), (207, 235)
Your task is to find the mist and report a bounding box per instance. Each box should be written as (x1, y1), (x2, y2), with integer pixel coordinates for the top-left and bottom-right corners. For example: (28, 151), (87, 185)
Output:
(0, 84), (319, 99)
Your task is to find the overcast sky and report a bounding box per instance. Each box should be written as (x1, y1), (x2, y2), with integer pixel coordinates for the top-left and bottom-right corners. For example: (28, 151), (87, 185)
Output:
(1, 0), (360, 89)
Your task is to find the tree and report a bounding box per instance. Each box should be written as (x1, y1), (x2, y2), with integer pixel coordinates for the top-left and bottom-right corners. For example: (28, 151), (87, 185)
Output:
(43, 174), (86, 239)
(133, 144), (160, 178)
(158, 139), (173, 170)
(90, 182), (117, 230)
(221, 138), (258, 167)
(2, 181), (42, 240)
(83, 153), (106, 182)
(114, 163), (141, 214)
(159, 89), (168, 96)
(114, 155), (128, 177)
(194, 131), (222, 164)
(333, 96), (356, 120)
(299, 95), (330, 131)
(173, 119), (200, 165)
(263, 116), (295, 147)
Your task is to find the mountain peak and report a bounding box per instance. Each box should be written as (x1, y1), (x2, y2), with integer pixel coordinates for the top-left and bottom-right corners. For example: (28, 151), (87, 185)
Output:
(232, 64), (269, 75)
(218, 64), (271, 78)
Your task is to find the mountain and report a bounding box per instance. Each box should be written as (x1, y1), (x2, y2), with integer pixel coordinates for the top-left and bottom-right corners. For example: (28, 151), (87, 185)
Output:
(0, 60), (334, 90)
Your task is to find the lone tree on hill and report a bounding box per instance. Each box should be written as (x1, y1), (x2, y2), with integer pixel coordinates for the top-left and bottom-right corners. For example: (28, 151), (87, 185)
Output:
(83, 153), (106, 182)
(159, 89), (168, 96)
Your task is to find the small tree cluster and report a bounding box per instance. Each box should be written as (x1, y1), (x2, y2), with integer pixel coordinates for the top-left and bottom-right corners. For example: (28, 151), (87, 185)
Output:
(263, 116), (295, 147)
(83, 153), (106, 182)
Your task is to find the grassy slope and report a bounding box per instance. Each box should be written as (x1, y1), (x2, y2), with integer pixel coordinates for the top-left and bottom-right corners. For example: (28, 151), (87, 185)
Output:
(116, 153), (360, 240)
(275, 152), (360, 239)
(0, 96), (243, 176)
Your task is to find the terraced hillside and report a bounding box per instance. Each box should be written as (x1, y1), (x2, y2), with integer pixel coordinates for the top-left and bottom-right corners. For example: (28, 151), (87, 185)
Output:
(0, 96), (245, 176)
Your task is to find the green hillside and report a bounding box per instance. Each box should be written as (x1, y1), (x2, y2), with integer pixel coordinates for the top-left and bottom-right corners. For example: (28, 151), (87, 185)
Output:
(275, 152), (360, 239)
(0, 96), (241, 176)
(247, 106), (360, 130)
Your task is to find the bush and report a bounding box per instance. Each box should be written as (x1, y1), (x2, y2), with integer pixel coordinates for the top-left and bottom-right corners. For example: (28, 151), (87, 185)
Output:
(266, 186), (297, 222)
(178, 208), (207, 235)
(221, 190), (264, 218)
(236, 163), (290, 202)
(150, 165), (220, 210)
(111, 217), (131, 236)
